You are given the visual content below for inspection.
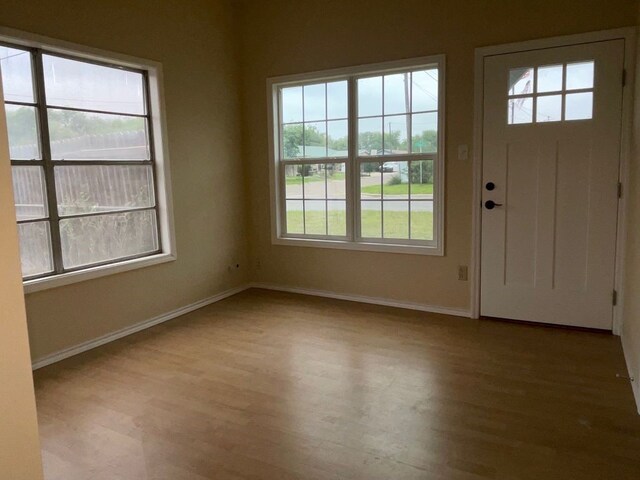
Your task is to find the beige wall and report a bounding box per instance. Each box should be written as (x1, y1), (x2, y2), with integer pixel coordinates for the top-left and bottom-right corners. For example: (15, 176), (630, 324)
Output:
(0, 0), (249, 361)
(1, 2), (637, 471)
(0, 86), (43, 477)
(622, 6), (640, 410)
(1, 0), (638, 364)
(238, 0), (637, 311)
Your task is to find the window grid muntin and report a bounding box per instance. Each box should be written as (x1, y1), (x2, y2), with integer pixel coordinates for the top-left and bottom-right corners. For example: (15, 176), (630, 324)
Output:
(275, 62), (441, 248)
(279, 80), (350, 160)
(58, 209), (159, 270)
(356, 68), (439, 156)
(42, 53), (147, 117)
(11, 164), (48, 221)
(281, 161), (348, 239)
(507, 61), (595, 125)
(17, 219), (54, 276)
(355, 157), (436, 244)
(2, 42), (161, 280)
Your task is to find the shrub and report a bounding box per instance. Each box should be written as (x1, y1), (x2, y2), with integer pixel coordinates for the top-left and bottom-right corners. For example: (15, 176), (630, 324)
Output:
(297, 164), (313, 177)
(387, 175), (402, 185)
(410, 161), (433, 184)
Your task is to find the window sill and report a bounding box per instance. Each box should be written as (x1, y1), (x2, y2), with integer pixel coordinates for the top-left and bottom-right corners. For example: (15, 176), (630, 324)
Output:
(273, 236), (443, 256)
(23, 253), (176, 294)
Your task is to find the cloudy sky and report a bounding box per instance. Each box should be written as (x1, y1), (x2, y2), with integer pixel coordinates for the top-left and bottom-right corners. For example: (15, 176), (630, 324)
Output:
(280, 69), (439, 143)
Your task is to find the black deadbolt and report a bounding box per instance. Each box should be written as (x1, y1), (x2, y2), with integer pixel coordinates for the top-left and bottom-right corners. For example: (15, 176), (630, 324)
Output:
(485, 182), (496, 191)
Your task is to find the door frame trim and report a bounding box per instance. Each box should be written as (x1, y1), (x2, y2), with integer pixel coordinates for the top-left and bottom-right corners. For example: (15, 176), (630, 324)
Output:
(471, 27), (637, 334)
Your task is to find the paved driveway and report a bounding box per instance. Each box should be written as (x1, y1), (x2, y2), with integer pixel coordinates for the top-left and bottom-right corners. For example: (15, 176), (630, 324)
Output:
(286, 171), (433, 203)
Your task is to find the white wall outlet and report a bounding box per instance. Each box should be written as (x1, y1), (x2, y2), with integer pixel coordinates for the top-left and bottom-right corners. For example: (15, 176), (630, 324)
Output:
(458, 265), (468, 281)
(457, 144), (469, 161)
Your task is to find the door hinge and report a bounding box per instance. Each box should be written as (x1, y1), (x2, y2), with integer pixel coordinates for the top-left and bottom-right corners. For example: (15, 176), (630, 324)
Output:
(613, 290), (618, 306)
(618, 182), (623, 199)
(622, 69), (626, 87)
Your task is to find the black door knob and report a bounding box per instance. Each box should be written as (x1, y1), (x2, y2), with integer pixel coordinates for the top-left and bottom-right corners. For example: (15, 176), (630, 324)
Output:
(485, 182), (495, 191)
(485, 200), (503, 210)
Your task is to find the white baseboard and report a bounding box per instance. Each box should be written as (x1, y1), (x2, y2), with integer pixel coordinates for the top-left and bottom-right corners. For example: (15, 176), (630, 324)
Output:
(31, 282), (469, 370)
(31, 282), (471, 370)
(249, 282), (472, 318)
(621, 332), (640, 415)
(31, 279), (637, 414)
(31, 285), (249, 370)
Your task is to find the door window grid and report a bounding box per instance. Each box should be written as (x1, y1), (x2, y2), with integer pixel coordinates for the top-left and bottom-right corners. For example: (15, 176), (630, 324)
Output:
(1, 43), (161, 279)
(507, 61), (595, 125)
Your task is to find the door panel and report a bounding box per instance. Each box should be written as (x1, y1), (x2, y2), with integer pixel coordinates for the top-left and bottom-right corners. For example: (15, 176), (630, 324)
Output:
(504, 140), (539, 287)
(481, 39), (624, 329)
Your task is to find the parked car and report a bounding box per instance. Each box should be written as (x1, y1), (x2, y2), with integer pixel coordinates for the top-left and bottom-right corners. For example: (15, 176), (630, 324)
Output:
(378, 162), (396, 172)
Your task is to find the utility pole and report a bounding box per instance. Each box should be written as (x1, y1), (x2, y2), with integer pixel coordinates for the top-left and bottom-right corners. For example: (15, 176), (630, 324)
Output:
(404, 72), (410, 152)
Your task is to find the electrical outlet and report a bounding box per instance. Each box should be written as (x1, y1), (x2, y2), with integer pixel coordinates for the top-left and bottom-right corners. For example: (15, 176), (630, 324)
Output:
(457, 144), (469, 161)
(458, 265), (468, 281)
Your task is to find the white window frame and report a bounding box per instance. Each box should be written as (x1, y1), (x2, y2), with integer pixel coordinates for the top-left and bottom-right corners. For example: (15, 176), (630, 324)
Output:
(267, 55), (445, 256)
(0, 27), (176, 294)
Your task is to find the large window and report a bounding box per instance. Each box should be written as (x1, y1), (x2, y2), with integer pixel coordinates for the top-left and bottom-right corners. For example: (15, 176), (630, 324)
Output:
(1, 38), (174, 288)
(269, 56), (444, 254)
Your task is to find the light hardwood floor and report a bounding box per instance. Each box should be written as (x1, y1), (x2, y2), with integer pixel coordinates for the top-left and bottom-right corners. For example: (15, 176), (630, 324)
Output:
(34, 288), (640, 480)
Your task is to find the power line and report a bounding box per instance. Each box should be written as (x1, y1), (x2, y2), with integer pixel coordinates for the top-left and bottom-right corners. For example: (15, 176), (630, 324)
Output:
(0, 51), (29, 62)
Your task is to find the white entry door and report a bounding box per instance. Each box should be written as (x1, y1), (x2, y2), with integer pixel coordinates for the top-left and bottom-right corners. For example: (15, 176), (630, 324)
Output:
(481, 39), (625, 329)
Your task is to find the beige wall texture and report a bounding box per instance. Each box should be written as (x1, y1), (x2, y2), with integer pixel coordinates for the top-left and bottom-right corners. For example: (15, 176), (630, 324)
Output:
(1, 1), (639, 473)
(238, 0), (638, 311)
(0, 0), (249, 361)
(0, 89), (43, 477)
(0, 0), (638, 365)
(622, 6), (640, 410)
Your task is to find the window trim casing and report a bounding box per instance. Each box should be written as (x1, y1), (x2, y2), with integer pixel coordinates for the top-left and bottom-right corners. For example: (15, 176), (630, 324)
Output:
(0, 27), (177, 293)
(267, 54), (445, 256)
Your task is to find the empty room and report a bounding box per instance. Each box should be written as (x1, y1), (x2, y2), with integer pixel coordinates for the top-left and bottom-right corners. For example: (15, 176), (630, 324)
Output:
(2, 0), (640, 479)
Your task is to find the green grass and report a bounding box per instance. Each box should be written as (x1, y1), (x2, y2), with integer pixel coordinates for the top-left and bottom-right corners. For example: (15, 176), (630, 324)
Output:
(287, 210), (347, 236)
(285, 174), (322, 185)
(285, 173), (345, 185)
(361, 183), (433, 195)
(286, 210), (433, 240)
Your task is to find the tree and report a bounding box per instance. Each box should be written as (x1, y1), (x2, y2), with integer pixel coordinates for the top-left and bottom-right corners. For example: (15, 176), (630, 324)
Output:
(411, 130), (437, 153)
(282, 124), (326, 158)
(410, 160), (433, 185)
(358, 130), (404, 153)
(281, 117), (437, 160)
(5, 107), (39, 145)
(5, 106), (143, 146)
(297, 164), (313, 177)
(362, 162), (377, 173)
(47, 110), (142, 140)
(328, 135), (348, 151)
